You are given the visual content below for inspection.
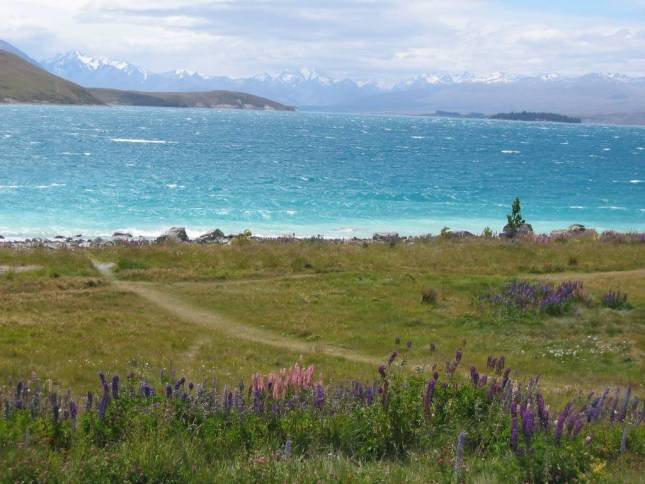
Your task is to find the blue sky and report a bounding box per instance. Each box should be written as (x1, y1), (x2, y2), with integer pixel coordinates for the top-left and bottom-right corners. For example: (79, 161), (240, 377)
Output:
(1, 1), (644, 80)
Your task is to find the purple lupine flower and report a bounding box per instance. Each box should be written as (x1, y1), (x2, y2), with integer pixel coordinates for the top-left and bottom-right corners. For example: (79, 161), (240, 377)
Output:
(433, 371), (439, 381)
(521, 408), (535, 446)
(111, 375), (120, 400)
(165, 384), (173, 398)
(501, 368), (511, 389)
(49, 393), (59, 423)
(253, 388), (264, 414)
(378, 364), (387, 378)
(619, 386), (632, 422)
(175, 377), (186, 391)
(69, 401), (78, 420)
(510, 413), (519, 453)
(454, 431), (466, 478)
(455, 350), (462, 363)
(86, 391), (94, 411)
(188, 382), (194, 392)
(479, 374), (488, 387)
(365, 385), (375, 405)
(424, 379), (436, 419)
(486, 356), (493, 369)
(496, 356), (505, 374)
(536, 393), (549, 430)
(98, 391), (110, 419)
(470, 366), (479, 386)
(143, 383), (153, 398)
(555, 402), (573, 446)
(313, 383), (325, 409)
(225, 391), (234, 412)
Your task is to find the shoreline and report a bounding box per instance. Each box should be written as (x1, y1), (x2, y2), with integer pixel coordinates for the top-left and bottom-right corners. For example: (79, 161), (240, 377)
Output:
(1, 224), (643, 248)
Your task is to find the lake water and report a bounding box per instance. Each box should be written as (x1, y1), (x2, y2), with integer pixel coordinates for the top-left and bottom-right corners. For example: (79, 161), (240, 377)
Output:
(0, 105), (643, 238)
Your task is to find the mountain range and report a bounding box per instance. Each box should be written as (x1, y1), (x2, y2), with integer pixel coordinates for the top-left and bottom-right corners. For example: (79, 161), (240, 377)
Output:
(3, 40), (645, 123)
(39, 51), (645, 123)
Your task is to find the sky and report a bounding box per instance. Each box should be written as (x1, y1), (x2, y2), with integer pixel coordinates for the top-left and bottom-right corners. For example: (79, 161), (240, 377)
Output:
(1, 0), (645, 81)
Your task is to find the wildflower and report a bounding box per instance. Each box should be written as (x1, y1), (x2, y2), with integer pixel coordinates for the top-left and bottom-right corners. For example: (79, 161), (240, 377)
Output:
(49, 393), (59, 424)
(165, 384), (173, 398)
(86, 391), (93, 411)
(111, 375), (120, 400)
(510, 413), (519, 453)
(536, 393), (549, 430)
(98, 391), (110, 419)
(501, 368), (511, 389)
(455, 350), (462, 362)
(522, 408), (535, 446)
(175, 377), (186, 391)
(424, 379), (436, 419)
(69, 401), (78, 420)
(619, 386), (632, 422)
(555, 402), (573, 446)
(378, 364), (387, 378)
(313, 382), (325, 409)
(469, 366), (479, 386)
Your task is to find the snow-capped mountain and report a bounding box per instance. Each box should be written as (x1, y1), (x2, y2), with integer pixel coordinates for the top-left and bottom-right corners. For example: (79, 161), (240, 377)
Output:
(37, 50), (645, 122)
(42, 51), (150, 90)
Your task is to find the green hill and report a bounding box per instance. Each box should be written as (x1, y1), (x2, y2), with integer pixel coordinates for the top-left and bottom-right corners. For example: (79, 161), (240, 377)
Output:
(88, 88), (295, 111)
(0, 50), (102, 105)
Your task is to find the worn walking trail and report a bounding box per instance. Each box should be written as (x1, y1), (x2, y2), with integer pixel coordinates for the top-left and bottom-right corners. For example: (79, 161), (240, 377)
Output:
(91, 260), (382, 367)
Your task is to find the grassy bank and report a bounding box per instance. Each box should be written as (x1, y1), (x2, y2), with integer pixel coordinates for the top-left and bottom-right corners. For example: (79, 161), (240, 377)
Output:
(0, 237), (643, 480)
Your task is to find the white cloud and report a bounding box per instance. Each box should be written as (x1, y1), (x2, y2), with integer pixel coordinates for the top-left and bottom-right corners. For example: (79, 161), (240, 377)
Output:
(1, 0), (644, 79)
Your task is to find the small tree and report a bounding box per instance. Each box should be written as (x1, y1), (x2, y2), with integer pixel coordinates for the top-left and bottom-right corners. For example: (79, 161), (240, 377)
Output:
(507, 197), (525, 229)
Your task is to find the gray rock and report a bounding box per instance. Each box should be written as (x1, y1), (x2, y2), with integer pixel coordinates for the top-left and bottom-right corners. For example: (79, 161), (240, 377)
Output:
(157, 227), (189, 243)
(197, 229), (226, 243)
(448, 230), (475, 239)
(373, 232), (400, 242)
(568, 224), (586, 233)
(502, 223), (533, 238)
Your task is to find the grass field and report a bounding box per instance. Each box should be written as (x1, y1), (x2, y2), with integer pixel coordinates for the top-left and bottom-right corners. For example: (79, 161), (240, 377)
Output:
(0, 237), (643, 481)
(1, 238), (643, 393)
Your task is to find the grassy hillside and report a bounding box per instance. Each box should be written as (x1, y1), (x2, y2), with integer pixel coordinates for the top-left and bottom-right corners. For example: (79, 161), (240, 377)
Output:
(89, 87), (295, 111)
(0, 238), (643, 481)
(0, 50), (102, 105)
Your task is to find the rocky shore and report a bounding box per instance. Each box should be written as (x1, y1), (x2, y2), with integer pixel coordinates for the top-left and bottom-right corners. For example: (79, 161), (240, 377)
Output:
(0, 224), (643, 249)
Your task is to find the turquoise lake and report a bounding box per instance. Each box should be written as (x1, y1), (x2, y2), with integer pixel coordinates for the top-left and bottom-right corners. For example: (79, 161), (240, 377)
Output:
(0, 105), (643, 238)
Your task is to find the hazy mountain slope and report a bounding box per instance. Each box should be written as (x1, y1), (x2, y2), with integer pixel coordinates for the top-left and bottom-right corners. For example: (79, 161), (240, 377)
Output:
(88, 88), (294, 110)
(0, 39), (40, 66)
(0, 51), (102, 105)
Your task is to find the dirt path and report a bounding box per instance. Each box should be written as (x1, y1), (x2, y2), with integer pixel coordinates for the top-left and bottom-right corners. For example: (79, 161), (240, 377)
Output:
(91, 260), (382, 366)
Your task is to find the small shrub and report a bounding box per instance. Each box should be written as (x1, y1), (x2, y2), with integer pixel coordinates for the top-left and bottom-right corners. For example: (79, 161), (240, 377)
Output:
(601, 291), (632, 310)
(506, 197), (525, 230)
(421, 288), (438, 304)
